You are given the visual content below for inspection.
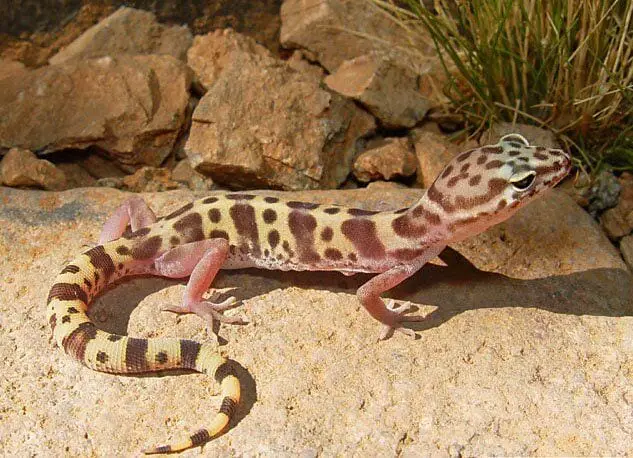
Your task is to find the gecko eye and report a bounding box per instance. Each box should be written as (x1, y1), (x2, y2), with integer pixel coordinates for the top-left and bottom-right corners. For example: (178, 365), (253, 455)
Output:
(500, 134), (530, 146)
(510, 172), (536, 191)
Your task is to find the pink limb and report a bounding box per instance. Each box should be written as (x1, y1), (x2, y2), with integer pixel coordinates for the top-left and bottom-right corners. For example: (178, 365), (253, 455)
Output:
(154, 239), (246, 331)
(357, 244), (446, 340)
(99, 196), (157, 244)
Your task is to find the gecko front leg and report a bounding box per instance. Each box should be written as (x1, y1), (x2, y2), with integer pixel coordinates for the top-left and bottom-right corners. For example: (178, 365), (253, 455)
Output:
(99, 196), (157, 243)
(154, 238), (247, 332)
(357, 244), (446, 339)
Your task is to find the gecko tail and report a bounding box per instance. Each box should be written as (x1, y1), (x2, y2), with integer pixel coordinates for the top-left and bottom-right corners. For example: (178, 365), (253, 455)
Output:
(143, 350), (241, 454)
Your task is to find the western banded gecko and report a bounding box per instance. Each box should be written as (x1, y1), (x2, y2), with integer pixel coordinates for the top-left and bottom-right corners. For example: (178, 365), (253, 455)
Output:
(47, 134), (571, 453)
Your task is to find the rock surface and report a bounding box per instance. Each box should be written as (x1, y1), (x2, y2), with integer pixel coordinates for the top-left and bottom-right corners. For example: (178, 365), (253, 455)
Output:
(413, 131), (463, 187)
(0, 55), (192, 168)
(49, 7), (193, 65)
(280, 0), (429, 73)
(353, 137), (417, 182)
(187, 28), (272, 92)
(0, 148), (66, 190)
(600, 172), (633, 240)
(325, 54), (430, 128)
(186, 32), (375, 190)
(1, 185), (632, 456)
(621, 235), (633, 270)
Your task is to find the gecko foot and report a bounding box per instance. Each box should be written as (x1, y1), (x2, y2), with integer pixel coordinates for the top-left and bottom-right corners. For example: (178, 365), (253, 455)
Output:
(378, 300), (424, 340)
(162, 295), (248, 333)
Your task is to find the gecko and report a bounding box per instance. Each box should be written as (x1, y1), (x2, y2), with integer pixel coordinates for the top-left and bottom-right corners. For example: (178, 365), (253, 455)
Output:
(47, 134), (571, 453)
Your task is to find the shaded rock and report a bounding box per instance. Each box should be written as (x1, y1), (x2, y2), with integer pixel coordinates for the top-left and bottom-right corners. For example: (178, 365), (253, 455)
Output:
(600, 172), (633, 240)
(285, 50), (325, 79)
(77, 152), (127, 180)
(55, 162), (97, 188)
(122, 167), (181, 193)
(481, 122), (560, 148)
(280, 0), (431, 73)
(186, 39), (375, 190)
(620, 235), (633, 271)
(0, 147), (66, 190)
(49, 7), (193, 65)
(2, 185), (631, 456)
(325, 53), (430, 128)
(0, 55), (192, 168)
(353, 137), (416, 182)
(171, 160), (215, 192)
(187, 28), (271, 92)
(587, 171), (621, 216)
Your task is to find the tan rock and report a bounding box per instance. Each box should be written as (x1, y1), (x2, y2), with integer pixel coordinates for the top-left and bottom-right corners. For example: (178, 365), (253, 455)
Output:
(0, 147), (66, 190)
(280, 0), (431, 73)
(1, 186), (631, 456)
(55, 162), (97, 188)
(353, 137), (416, 182)
(0, 59), (27, 82)
(325, 54), (430, 128)
(49, 7), (192, 65)
(186, 46), (375, 190)
(77, 152), (126, 180)
(481, 122), (560, 148)
(0, 55), (192, 168)
(286, 50), (325, 79)
(413, 131), (461, 187)
(620, 235), (633, 270)
(187, 28), (272, 92)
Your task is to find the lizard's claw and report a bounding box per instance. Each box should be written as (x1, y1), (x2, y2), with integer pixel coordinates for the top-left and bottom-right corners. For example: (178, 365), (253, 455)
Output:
(378, 300), (422, 340)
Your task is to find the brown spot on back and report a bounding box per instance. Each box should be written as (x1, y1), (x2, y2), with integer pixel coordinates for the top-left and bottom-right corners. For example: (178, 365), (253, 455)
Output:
(324, 248), (343, 260)
(62, 322), (98, 361)
(48, 283), (88, 305)
(508, 150), (521, 156)
(116, 246), (131, 256)
(96, 351), (109, 364)
(485, 160), (504, 169)
(411, 206), (440, 225)
(477, 155), (487, 165)
(268, 230), (280, 248)
(469, 175), (482, 186)
(155, 352), (168, 364)
(107, 334), (123, 342)
(49, 314), (57, 332)
(460, 163), (470, 173)
(164, 202), (193, 220)
(348, 208), (379, 216)
(288, 211), (320, 262)
(263, 209), (277, 224)
(85, 245), (115, 281)
(320, 227), (333, 242)
(454, 178), (507, 210)
(497, 199), (507, 210)
(481, 146), (503, 154)
(230, 204), (260, 256)
(170, 236), (180, 245)
(534, 151), (548, 160)
(427, 184), (455, 213)
(174, 213), (205, 243)
(226, 193), (256, 200)
(208, 208), (221, 223)
(341, 219), (385, 259)
(324, 207), (340, 214)
(287, 201), (319, 210)
(441, 165), (453, 178)
(131, 236), (162, 260)
(264, 196), (279, 203)
(202, 197), (218, 204)
(456, 151), (473, 162)
(392, 215), (427, 238)
(210, 229), (229, 240)
(125, 337), (149, 371)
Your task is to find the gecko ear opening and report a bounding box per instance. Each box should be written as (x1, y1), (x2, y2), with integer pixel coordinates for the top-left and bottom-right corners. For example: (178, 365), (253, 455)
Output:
(500, 133), (530, 147)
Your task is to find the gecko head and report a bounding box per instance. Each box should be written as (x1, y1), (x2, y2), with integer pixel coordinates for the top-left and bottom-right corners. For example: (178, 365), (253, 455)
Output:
(425, 133), (571, 240)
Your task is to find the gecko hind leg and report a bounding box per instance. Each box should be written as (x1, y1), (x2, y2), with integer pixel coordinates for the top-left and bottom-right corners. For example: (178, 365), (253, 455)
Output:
(99, 196), (157, 244)
(154, 238), (247, 333)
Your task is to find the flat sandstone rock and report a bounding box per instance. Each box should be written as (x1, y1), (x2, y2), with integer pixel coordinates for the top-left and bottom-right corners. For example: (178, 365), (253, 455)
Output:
(1, 186), (632, 455)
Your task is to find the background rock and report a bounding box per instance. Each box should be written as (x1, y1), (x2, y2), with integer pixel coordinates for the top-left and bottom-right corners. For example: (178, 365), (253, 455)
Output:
(1, 186), (631, 456)
(0, 54), (192, 168)
(353, 137), (417, 182)
(413, 131), (463, 187)
(325, 53), (430, 128)
(0, 148), (66, 190)
(186, 36), (375, 190)
(49, 7), (193, 65)
(481, 122), (560, 148)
